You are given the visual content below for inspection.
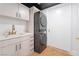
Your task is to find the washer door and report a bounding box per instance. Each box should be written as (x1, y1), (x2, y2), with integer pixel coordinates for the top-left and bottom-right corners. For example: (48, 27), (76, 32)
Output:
(40, 12), (47, 30)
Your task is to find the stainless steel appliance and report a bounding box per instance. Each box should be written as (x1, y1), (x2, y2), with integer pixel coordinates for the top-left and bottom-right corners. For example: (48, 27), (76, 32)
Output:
(34, 11), (47, 53)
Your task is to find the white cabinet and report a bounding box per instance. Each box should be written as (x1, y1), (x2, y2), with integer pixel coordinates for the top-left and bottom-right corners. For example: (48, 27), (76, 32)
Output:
(0, 3), (29, 21)
(18, 40), (31, 56)
(0, 3), (18, 18)
(17, 36), (34, 56)
(71, 4), (79, 55)
(0, 47), (3, 55)
(18, 4), (29, 21)
(0, 44), (17, 56)
(42, 4), (71, 51)
(0, 34), (34, 56)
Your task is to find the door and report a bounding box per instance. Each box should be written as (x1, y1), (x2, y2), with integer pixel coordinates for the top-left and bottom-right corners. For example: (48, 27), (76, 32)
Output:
(19, 4), (29, 20)
(46, 4), (71, 51)
(0, 3), (18, 17)
(71, 3), (79, 55)
(1, 44), (17, 56)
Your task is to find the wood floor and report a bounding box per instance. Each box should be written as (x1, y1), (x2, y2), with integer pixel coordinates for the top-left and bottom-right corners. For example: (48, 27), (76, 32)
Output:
(32, 46), (72, 56)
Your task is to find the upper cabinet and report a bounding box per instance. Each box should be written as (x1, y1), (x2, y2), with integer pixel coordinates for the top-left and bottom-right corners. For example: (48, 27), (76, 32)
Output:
(18, 4), (29, 21)
(0, 3), (18, 18)
(0, 3), (29, 21)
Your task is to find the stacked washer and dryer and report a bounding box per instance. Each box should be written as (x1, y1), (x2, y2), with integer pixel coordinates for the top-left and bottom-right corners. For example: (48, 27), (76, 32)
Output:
(34, 11), (47, 53)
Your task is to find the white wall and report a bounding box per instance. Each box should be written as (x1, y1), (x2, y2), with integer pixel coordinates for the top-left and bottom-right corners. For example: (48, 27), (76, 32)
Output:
(0, 16), (27, 36)
(42, 4), (72, 51)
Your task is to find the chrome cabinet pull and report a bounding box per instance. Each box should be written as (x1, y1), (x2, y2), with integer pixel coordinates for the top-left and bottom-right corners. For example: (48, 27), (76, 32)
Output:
(19, 13), (21, 17)
(19, 44), (21, 50)
(16, 45), (17, 51)
(16, 12), (18, 17)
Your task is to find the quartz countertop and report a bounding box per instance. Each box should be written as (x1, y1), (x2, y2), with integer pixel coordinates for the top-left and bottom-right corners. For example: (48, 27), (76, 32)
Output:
(0, 33), (32, 41)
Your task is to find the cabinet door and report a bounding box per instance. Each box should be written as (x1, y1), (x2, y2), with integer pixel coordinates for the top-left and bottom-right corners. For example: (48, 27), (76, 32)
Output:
(19, 4), (29, 20)
(18, 40), (31, 56)
(0, 3), (18, 17)
(1, 44), (17, 56)
(18, 36), (34, 56)
(0, 47), (3, 56)
(47, 4), (71, 51)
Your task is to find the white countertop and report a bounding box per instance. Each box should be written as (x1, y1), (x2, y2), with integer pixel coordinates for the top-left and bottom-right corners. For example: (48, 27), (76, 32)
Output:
(0, 33), (32, 41)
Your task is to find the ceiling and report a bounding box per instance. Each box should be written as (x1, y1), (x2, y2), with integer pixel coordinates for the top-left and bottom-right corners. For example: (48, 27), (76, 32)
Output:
(22, 3), (60, 10)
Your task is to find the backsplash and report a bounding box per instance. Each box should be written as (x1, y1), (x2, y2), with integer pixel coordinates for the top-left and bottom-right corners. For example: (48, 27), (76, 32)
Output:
(0, 16), (27, 36)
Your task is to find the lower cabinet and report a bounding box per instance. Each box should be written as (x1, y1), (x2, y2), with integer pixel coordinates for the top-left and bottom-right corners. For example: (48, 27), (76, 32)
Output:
(0, 35), (34, 56)
(17, 36), (34, 56)
(0, 44), (17, 56)
(18, 40), (31, 56)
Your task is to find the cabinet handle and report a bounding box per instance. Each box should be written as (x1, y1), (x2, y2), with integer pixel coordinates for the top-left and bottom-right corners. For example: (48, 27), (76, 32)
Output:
(16, 45), (17, 51)
(19, 13), (21, 17)
(16, 12), (20, 17)
(19, 44), (21, 50)
(16, 12), (18, 17)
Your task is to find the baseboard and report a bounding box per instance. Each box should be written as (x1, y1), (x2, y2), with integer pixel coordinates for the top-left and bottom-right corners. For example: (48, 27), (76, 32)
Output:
(47, 44), (73, 56)
(70, 50), (79, 56)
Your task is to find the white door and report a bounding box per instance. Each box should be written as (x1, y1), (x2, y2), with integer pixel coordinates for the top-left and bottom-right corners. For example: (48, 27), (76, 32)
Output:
(19, 4), (29, 20)
(1, 44), (17, 56)
(71, 4), (79, 55)
(0, 3), (18, 17)
(46, 4), (71, 51)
